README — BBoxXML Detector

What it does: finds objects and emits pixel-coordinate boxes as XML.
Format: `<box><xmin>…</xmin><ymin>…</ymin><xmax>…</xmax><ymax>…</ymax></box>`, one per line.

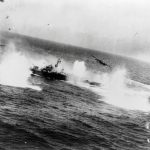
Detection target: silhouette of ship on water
<box><xmin>30</xmin><ymin>59</ymin><xmax>67</xmax><ymax>81</ymax></box>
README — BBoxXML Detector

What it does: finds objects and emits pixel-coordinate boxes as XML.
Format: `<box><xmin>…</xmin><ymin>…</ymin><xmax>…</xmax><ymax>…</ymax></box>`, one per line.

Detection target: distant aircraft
<box><xmin>92</xmin><ymin>55</ymin><xmax>110</xmax><ymax>68</ymax></box>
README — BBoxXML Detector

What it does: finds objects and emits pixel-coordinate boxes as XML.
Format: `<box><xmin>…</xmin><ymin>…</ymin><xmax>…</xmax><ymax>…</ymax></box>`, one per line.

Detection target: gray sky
<box><xmin>1</xmin><ymin>0</ymin><xmax>150</xmax><ymax>59</ymax></box>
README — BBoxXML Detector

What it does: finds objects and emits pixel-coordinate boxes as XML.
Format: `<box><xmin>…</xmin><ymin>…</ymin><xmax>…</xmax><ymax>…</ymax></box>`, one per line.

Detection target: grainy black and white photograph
<box><xmin>0</xmin><ymin>0</ymin><xmax>150</xmax><ymax>150</ymax></box>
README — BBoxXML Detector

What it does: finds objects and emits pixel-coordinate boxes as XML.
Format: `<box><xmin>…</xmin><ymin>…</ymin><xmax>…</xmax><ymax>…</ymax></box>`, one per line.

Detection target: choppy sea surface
<box><xmin>0</xmin><ymin>32</ymin><xmax>150</xmax><ymax>150</ymax></box>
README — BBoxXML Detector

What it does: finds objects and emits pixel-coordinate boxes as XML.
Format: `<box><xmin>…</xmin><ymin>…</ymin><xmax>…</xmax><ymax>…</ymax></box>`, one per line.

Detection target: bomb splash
<box><xmin>96</xmin><ymin>68</ymin><xmax>150</xmax><ymax>112</ymax></box>
<box><xmin>0</xmin><ymin>43</ymin><xmax>41</xmax><ymax>90</ymax></box>
<box><xmin>69</xmin><ymin>61</ymin><xmax>150</xmax><ymax>112</ymax></box>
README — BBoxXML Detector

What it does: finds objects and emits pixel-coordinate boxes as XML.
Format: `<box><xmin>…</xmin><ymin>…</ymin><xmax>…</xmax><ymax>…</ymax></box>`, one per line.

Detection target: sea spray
<box><xmin>0</xmin><ymin>43</ymin><xmax>41</xmax><ymax>90</ymax></box>
<box><xmin>68</xmin><ymin>63</ymin><xmax>150</xmax><ymax>111</ymax></box>
<box><xmin>68</xmin><ymin>60</ymin><xmax>87</xmax><ymax>84</ymax></box>
<box><xmin>2</xmin><ymin>46</ymin><xmax>149</xmax><ymax>112</ymax></box>
<box><xmin>99</xmin><ymin>67</ymin><xmax>150</xmax><ymax>111</ymax></box>
<box><xmin>72</xmin><ymin>60</ymin><xmax>86</xmax><ymax>79</ymax></box>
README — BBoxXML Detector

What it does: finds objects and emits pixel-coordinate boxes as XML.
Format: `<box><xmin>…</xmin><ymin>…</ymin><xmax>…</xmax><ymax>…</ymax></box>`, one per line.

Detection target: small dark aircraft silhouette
<box><xmin>92</xmin><ymin>55</ymin><xmax>110</xmax><ymax>68</ymax></box>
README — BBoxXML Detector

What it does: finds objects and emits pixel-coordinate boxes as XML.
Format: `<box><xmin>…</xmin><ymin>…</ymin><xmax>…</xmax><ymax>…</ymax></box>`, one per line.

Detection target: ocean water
<box><xmin>0</xmin><ymin>32</ymin><xmax>150</xmax><ymax>150</ymax></box>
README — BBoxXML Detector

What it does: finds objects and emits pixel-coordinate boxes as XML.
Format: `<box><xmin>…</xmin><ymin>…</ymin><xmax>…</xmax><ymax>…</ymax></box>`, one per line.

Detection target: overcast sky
<box><xmin>1</xmin><ymin>0</ymin><xmax>150</xmax><ymax>58</ymax></box>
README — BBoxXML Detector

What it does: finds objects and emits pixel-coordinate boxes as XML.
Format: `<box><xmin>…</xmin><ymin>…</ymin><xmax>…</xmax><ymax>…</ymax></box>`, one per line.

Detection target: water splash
<box><xmin>68</xmin><ymin>62</ymin><xmax>150</xmax><ymax>112</ymax></box>
<box><xmin>0</xmin><ymin>43</ymin><xmax>41</xmax><ymax>90</ymax></box>
<box><xmin>67</xmin><ymin>60</ymin><xmax>87</xmax><ymax>84</ymax></box>
<box><xmin>97</xmin><ymin>68</ymin><xmax>150</xmax><ymax>111</ymax></box>
<box><xmin>1</xmin><ymin>46</ymin><xmax>148</xmax><ymax>112</ymax></box>
<box><xmin>72</xmin><ymin>60</ymin><xmax>86</xmax><ymax>79</ymax></box>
